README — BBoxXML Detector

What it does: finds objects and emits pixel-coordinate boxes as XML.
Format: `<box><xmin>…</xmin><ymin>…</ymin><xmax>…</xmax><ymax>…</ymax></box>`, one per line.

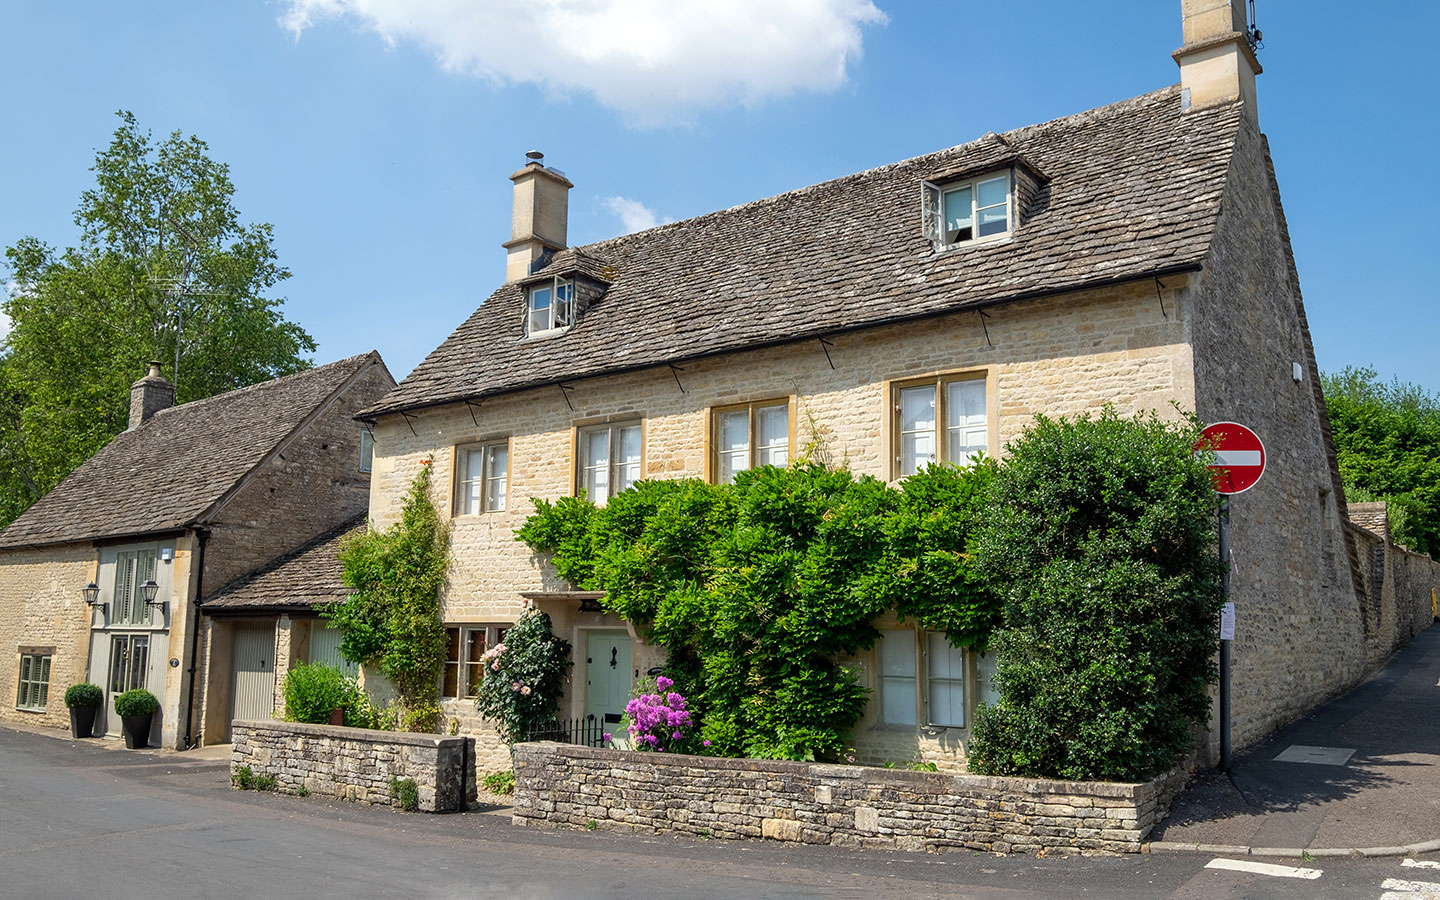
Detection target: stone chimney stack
<box><xmin>502</xmin><ymin>151</ymin><xmax>573</xmax><ymax>283</ymax></box>
<box><xmin>1174</xmin><ymin>0</ymin><xmax>1262</xmax><ymax>123</ymax></box>
<box><xmin>128</xmin><ymin>361</ymin><xmax>174</xmax><ymax>430</ymax></box>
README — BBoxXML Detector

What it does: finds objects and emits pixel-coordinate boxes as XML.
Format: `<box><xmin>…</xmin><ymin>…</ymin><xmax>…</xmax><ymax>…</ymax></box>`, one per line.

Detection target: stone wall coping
<box><xmin>233</xmin><ymin>719</ymin><xmax>467</xmax><ymax>749</ymax></box>
<box><xmin>515</xmin><ymin>741</ymin><xmax>1166</xmax><ymax>799</ymax></box>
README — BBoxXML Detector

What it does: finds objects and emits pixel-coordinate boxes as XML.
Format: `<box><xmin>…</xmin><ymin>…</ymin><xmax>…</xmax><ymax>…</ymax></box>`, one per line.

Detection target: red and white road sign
<box><xmin>1199</xmin><ymin>422</ymin><xmax>1266</xmax><ymax>495</ymax></box>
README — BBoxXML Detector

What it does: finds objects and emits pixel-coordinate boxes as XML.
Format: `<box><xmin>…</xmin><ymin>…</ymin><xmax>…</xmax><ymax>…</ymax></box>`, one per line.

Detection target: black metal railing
<box><xmin>526</xmin><ymin>714</ymin><xmax>613</xmax><ymax>747</ymax></box>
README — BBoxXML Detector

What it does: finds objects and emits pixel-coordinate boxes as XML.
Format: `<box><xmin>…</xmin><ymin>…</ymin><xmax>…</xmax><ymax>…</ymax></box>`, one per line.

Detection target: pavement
<box><xmin>1149</xmin><ymin>621</ymin><xmax>1440</xmax><ymax>858</ymax></box>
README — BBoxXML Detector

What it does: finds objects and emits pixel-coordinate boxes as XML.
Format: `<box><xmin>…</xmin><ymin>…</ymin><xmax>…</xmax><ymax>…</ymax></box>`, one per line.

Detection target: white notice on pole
<box><xmin>1220</xmin><ymin>602</ymin><xmax>1236</xmax><ymax>641</ymax></box>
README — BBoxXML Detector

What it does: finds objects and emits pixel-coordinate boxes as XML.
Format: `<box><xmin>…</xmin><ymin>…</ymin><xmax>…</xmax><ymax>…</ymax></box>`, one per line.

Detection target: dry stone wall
<box><xmin>231</xmin><ymin>719</ymin><xmax>476</xmax><ymax>812</ymax></box>
<box><xmin>512</xmin><ymin>742</ymin><xmax>1188</xmax><ymax>855</ymax></box>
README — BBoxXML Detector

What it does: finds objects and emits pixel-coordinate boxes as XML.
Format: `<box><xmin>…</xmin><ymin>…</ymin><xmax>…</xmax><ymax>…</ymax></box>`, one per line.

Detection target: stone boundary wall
<box><xmin>512</xmin><ymin>742</ymin><xmax>1188</xmax><ymax>855</ymax></box>
<box><xmin>1346</xmin><ymin>521</ymin><xmax>1440</xmax><ymax>671</ymax></box>
<box><xmin>231</xmin><ymin>720</ymin><xmax>476</xmax><ymax>812</ymax></box>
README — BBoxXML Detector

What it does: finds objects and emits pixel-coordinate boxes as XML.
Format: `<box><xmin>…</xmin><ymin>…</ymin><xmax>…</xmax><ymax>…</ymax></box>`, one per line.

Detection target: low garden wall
<box><xmin>512</xmin><ymin>742</ymin><xmax>1187</xmax><ymax>855</ymax></box>
<box><xmin>231</xmin><ymin>720</ymin><xmax>476</xmax><ymax>812</ymax></box>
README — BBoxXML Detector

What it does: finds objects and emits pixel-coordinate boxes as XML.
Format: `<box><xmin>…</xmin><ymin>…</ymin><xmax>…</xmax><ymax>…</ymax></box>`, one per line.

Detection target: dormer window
<box><xmin>526</xmin><ymin>277</ymin><xmax>573</xmax><ymax>336</ymax></box>
<box><xmin>922</xmin><ymin>171</ymin><xmax>1013</xmax><ymax>248</ymax></box>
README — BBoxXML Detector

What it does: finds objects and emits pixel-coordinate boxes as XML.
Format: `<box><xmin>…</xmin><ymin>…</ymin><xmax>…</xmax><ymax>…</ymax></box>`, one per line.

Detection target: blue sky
<box><xmin>2</xmin><ymin>1</ymin><xmax>1436</xmax><ymax>393</ymax></box>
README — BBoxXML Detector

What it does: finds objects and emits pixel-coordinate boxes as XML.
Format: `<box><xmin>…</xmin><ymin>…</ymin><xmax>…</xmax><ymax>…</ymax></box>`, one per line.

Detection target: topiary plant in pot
<box><xmin>113</xmin><ymin>689</ymin><xmax>160</xmax><ymax>749</ymax></box>
<box><xmin>64</xmin><ymin>683</ymin><xmax>104</xmax><ymax>738</ymax></box>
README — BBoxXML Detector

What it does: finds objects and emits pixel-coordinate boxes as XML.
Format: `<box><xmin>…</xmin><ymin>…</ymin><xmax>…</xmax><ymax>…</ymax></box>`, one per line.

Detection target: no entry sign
<box><xmin>1199</xmin><ymin>422</ymin><xmax>1266</xmax><ymax>495</ymax></box>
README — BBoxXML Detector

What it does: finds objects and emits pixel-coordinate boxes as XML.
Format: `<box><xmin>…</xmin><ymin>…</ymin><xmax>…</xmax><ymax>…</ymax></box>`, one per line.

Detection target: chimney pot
<box><xmin>129</xmin><ymin>361</ymin><xmax>175</xmax><ymax>430</ymax></box>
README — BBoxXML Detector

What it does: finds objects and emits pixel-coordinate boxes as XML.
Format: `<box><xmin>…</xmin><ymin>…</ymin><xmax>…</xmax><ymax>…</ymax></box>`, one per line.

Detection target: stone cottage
<box><xmin>357</xmin><ymin>2</ymin><xmax>1437</xmax><ymax>770</ymax></box>
<box><xmin>0</xmin><ymin>352</ymin><xmax>393</xmax><ymax>747</ymax></box>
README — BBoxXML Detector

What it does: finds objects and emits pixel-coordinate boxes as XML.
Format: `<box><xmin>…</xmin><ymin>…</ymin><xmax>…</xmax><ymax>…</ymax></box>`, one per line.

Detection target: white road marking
<box><xmin>1381</xmin><ymin>877</ymin><xmax>1440</xmax><ymax>895</ymax></box>
<box><xmin>1204</xmin><ymin>858</ymin><xmax>1322</xmax><ymax>879</ymax></box>
<box><xmin>1404</xmin><ymin>860</ymin><xmax>1440</xmax><ymax>870</ymax></box>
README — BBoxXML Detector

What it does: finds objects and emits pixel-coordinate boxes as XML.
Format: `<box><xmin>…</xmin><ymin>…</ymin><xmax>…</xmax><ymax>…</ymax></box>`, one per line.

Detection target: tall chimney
<box><xmin>1173</xmin><ymin>0</ymin><xmax>1262</xmax><ymax>123</ymax></box>
<box><xmin>128</xmin><ymin>361</ymin><xmax>175</xmax><ymax>430</ymax></box>
<box><xmin>501</xmin><ymin>151</ymin><xmax>573</xmax><ymax>282</ymax></box>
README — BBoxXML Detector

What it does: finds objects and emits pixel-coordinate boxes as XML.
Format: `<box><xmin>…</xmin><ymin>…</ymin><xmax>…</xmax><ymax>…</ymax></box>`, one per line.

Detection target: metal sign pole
<box><xmin>1219</xmin><ymin>495</ymin><xmax>1231</xmax><ymax>772</ymax></box>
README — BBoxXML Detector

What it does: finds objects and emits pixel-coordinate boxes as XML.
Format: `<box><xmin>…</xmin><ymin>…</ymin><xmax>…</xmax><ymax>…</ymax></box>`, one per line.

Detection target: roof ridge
<box><xmin>144</xmin><ymin>351</ymin><xmax>376</xmax><ymax>423</ymax></box>
<box><xmin>575</xmin><ymin>86</ymin><xmax>1185</xmax><ymax>255</ymax></box>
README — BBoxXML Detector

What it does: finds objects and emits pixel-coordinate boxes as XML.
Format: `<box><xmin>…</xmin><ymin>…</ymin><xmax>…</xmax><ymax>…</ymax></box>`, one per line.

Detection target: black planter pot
<box><xmin>69</xmin><ymin>705</ymin><xmax>98</xmax><ymax>738</ymax></box>
<box><xmin>120</xmin><ymin>714</ymin><xmax>153</xmax><ymax>749</ymax></box>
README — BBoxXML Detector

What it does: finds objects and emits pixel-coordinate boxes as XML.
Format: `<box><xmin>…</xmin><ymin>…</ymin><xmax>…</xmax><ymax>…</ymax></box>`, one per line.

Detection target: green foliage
<box><xmin>64</xmin><ymin>682</ymin><xmax>103</xmax><ymax>708</ymax></box>
<box><xmin>473</xmin><ymin>609</ymin><xmax>572</xmax><ymax>746</ymax></box>
<box><xmin>327</xmin><ymin>464</ymin><xmax>449</xmax><ymax>728</ymax></box>
<box><xmin>481</xmin><ymin>770</ymin><xmax>515</xmax><ymax>796</ymax></box>
<box><xmin>232</xmin><ymin>765</ymin><xmax>254</xmax><ymax>790</ymax></box>
<box><xmin>296</xmin><ymin>784</ymin><xmax>310</xmax><ymax>798</ymax></box>
<box><xmin>966</xmin><ymin>409</ymin><xmax>1223</xmax><ymax>782</ymax></box>
<box><xmin>113</xmin><ymin>688</ymin><xmax>159</xmax><ymax>718</ymax></box>
<box><xmin>1322</xmin><ymin>366</ymin><xmax>1440</xmax><ymax>556</ymax></box>
<box><xmin>0</xmin><ymin>110</ymin><xmax>315</xmax><ymax>527</ymax></box>
<box><xmin>253</xmin><ymin>773</ymin><xmax>277</xmax><ymax>792</ymax></box>
<box><xmin>282</xmin><ymin>663</ymin><xmax>370</xmax><ymax>726</ymax></box>
<box><xmin>519</xmin><ymin>462</ymin><xmax>997</xmax><ymax>762</ymax></box>
<box><xmin>391</xmin><ymin>777</ymin><xmax>419</xmax><ymax>811</ymax></box>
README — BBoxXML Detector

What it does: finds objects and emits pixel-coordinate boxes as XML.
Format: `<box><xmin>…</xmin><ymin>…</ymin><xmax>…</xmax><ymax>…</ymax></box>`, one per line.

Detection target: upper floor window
<box><xmin>113</xmin><ymin>549</ymin><xmax>158</xmax><ymax>627</ymax></box>
<box><xmin>16</xmin><ymin>652</ymin><xmax>51</xmax><ymax>711</ymax></box>
<box><xmin>712</xmin><ymin>400</ymin><xmax>791</xmax><ymax>484</ymax></box>
<box><xmin>578</xmin><ymin>422</ymin><xmax>642</xmax><ymax>503</ymax></box>
<box><xmin>922</xmin><ymin>171</ymin><xmax>1012</xmax><ymax>247</ymax></box>
<box><xmin>894</xmin><ymin>376</ymin><xmax>987</xmax><ymax>478</ymax></box>
<box><xmin>527</xmin><ymin>277</ymin><xmax>574</xmax><ymax>336</ymax></box>
<box><xmin>456</xmin><ymin>440</ymin><xmax>509</xmax><ymax>515</ymax></box>
<box><xmin>358</xmin><ymin>430</ymin><xmax>374</xmax><ymax>473</ymax></box>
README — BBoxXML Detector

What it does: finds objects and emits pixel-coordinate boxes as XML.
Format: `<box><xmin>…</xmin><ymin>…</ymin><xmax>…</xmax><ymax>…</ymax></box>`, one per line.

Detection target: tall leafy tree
<box><xmin>1</xmin><ymin>111</ymin><xmax>315</xmax><ymax>525</ymax></box>
<box><xmin>1322</xmin><ymin>367</ymin><xmax>1440</xmax><ymax>556</ymax></box>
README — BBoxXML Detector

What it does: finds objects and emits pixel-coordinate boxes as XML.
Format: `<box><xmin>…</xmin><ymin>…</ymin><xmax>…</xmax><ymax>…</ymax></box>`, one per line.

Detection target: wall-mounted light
<box><xmin>141</xmin><ymin>579</ymin><xmax>167</xmax><ymax>618</ymax></box>
<box><xmin>82</xmin><ymin>581</ymin><xmax>107</xmax><ymax>617</ymax></box>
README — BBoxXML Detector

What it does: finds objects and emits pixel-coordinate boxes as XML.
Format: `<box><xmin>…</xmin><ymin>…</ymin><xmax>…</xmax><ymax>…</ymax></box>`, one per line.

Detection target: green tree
<box><xmin>327</xmin><ymin>464</ymin><xmax>450</xmax><ymax>731</ymax></box>
<box><xmin>0</xmin><ymin>110</ymin><xmax>315</xmax><ymax>526</ymax></box>
<box><xmin>1322</xmin><ymin>366</ymin><xmax>1440</xmax><ymax>556</ymax></box>
<box><xmin>518</xmin><ymin>462</ymin><xmax>997</xmax><ymax>762</ymax></box>
<box><xmin>966</xmin><ymin>410</ymin><xmax>1223</xmax><ymax>782</ymax></box>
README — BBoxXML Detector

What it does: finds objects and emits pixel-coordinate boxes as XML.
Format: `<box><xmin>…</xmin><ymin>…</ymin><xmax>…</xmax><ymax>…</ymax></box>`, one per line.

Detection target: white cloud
<box><xmin>601</xmin><ymin>196</ymin><xmax>670</xmax><ymax>234</ymax></box>
<box><xmin>279</xmin><ymin>0</ymin><xmax>887</xmax><ymax>124</ymax></box>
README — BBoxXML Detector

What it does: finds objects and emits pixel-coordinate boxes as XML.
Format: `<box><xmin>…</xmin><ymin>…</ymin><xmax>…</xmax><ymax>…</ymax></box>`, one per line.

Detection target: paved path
<box><xmin>1153</xmin><ymin>623</ymin><xmax>1440</xmax><ymax>856</ymax></box>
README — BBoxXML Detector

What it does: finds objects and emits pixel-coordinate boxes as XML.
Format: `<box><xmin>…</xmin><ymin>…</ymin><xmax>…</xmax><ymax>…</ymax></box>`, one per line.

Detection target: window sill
<box><xmin>14</xmin><ymin>706</ymin><xmax>48</xmax><ymax>714</ymax></box>
<box><xmin>521</xmin><ymin>326</ymin><xmax>572</xmax><ymax>342</ymax></box>
<box><xmin>933</xmin><ymin>231</ymin><xmax>1015</xmax><ymax>254</ymax></box>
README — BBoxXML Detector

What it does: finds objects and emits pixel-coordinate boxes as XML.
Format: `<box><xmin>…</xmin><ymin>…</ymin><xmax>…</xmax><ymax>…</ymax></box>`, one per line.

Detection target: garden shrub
<box><xmin>519</xmin><ymin>462</ymin><xmax>996</xmax><ymax>762</ymax></box>
<box><xmin>473</xmin><ymin>608</ymin><xmax>571</xmax><ymax>746</ymax></box>
<box><xmin>64</xmin><ymin>682</ymin><xmax>103</xmax><ymax>708</ymax></box>
<box><xmin>113</xmin><ymin>688</ymin><xmax>159</xmax><ymax>717</ymax></box>
<box><xmin>623</xmin><ymin>676</ymin><xmax>696</xmax><ymax>752</ymax></box>
<box><xmin>481</xmin><ymin>770</ymin><xmax>515</xmax><ymax>796</ymax></box>
<box><xmin>966</xmin><ymin>409</ymin><xmax>1223</xmax><ymax>782</ymax></box>
<box><xmin>282</xmin><ymin>662</ymin><xmax>368</xmax><ymax>726</ymax></box>
<box><xmin>326</xmin><ymin>463</ymin><xmax>450</xmax><ymax>731</ymax></box>
<box><xmin>391</xmin><ymin>777</ymin><xmax>419</xmax><ymax>811</ymax></box>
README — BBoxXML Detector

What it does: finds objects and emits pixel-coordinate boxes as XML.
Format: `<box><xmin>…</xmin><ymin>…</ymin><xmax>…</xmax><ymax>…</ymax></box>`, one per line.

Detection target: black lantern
<box><xmin>81</xmin><ymin>582</ymin><xmax>102</xmax><ymax>608</ymax></box>
<box><xmin>141</xmin><ymin>579</ymin><xmax>166</xmax><ymax>617</ymax></box>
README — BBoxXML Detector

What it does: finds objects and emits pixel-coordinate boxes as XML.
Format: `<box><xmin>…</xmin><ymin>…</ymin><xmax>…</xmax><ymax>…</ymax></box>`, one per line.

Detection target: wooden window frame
<box><xmin>921</xmin><ymin>170</ymin><xmax>1013</xmax><ymax>250</ymax></box>
<box><xmin>358</xmin><ymin>430</ymin><xmax>375</xmax><ymax>473</ymax></box>
<box><xmin>575</xmin><ymin>420</ymin><xmax>643</xmax><ymax>504</ymax></box>
<box><xmin>16</xmin><ymin>652</ymin><xmax>51</xmax><ymax>711</ymax></box>
<box><xmin>890</xmin><ymin>372</ymin><xmax>990</xmax><ymax>480</ymax></box>
<box><xmin>442</xmin><ymin>624</ymin><xmax>507</xmax><ymax>700</ymax></box>
<box><xmin>876</xmin><ymin>629</ymin><xmax>989</xmax><ymax>730</ymax></box>
<box><xmin>708</xmin><ymin>398</ymin><xmax>794</xmax><ymax>484</ymax></box>
<box><xmin>454</xmin><ymin>439</ymin><xmax>511</xmax><ymax>516</ymax></box>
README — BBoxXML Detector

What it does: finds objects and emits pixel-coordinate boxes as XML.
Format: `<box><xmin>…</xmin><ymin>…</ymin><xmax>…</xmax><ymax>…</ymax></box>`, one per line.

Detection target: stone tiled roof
<box><xmin>365</xmin><ymin>87</ymin><xmax>1242</xmax><ymax>418</ymax></box>
<box><xmin>0</xmin><ymin>353</ymin><xmax>381</xmax><ymax>550</ymax></box>
<box><xmin>203</xmin><ymin>516</ymin><xmax>363</xmax><ymax>610</ymax></box>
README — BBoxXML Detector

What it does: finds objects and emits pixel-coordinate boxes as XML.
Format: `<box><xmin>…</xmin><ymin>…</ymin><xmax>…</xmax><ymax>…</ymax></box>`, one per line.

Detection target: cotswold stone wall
<box><xmin>231</xmin><ymin>720</ymin><xmax>476</xmax><ymax>812</ymax></box>
<box><xmin>1348</xmin><ymin>521</ymin><xmax>1440</xmax><ymax>667</ymax></box>
<box><xmin>0</xmin><ymin>542</ymin><xmax>100</xmax><ymax>732</ymax></box>
<box><xmin>512</xmin><ymin>742</ymin><xmax>1187</xmax><ymax>855</ymax></box>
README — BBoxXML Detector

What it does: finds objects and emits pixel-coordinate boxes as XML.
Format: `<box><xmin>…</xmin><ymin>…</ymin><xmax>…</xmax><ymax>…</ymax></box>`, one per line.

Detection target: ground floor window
<box><xmin>877</xmin><ymin>630</ymin><xmax>996</xmax><ymax>728</ymax></box>
<box><xmin>109</xmin><ymin>634</ymin><xmax>149</xmax><ymax>694</ymax></box>
<box><xmin>442</xmin><ymin>625</ymin><xmax>506</xmax><ymax>699</ymax></box>
<box><xmin>16</xmin><ymin>652</ymin><xmax>51</xmax><ymax>711</ymax></box>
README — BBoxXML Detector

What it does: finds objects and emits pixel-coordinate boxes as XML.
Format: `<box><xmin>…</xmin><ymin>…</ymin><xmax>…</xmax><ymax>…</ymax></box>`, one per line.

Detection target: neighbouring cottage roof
<box><xmin>364</xmin><ymin>87</ymin><xmax>1243</xmax><ymax>418</ymax></box>
<box><xmin>203</xmin><ymin>515</ymin><xmax>363</xmax><ymax>611</ymax></box>
<box><xmin>0</xmin><ymin>352</ymin><xmax>382</xmax><ymax>550</ymax></box>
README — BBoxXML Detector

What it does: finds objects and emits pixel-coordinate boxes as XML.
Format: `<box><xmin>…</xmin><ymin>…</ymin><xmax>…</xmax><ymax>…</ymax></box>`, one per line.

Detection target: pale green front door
<box><xmin>584</xmin><ymin>632</ymin><xmax>632</xmax><ymax>729</ymax></box>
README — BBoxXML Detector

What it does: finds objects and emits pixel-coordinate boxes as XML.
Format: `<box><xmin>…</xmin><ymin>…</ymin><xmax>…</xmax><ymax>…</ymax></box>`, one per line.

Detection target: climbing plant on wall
<box><xmin>327</xmin><ymin>462</ymin><xmax>449</xmax><ymax>732</ymax></box>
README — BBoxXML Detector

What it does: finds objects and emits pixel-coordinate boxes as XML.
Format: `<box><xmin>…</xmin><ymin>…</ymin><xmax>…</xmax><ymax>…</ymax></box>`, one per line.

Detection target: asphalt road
<box><xmin>1</xmin><ymin>726</ymin><xmax>1436</xmax><ymax>899</ymax></box>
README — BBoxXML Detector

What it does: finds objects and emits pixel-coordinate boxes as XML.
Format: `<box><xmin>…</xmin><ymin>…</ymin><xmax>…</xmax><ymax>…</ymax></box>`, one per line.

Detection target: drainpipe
<box><xmin>182</xmin><ymin>527</ymin><xmax>210</xmax><ymax>749</ymax></box>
